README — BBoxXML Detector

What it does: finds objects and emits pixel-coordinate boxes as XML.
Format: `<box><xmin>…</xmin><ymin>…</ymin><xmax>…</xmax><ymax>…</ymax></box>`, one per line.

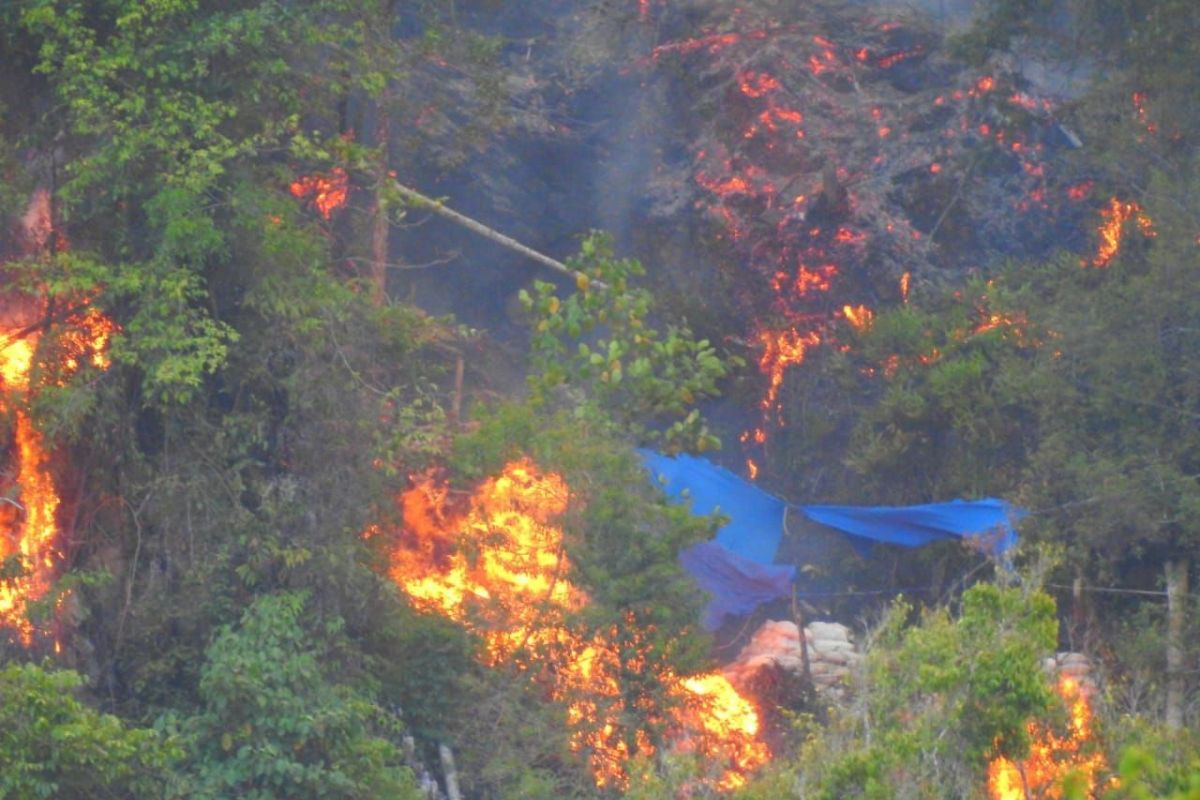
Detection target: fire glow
<box><xmin>0</xmin><ymin>304</ymin><xmax>115</xmax><ymax>644</ymax></box>
<box><xmin>379</xmin><ymin>458</ymin><xmax>768</xmax><ymax>790</ymax></box>
<box><xmin>987</xmin><ymin>675</ymin><xmax>1107</xmax><ymax>800</ymax></box>
<box><xmin>290</xmin><ymin>166</ymin><xmax>349</xmax><ymax>219</ymax></box>
<box><xmin>665</xmin><ymin>12</ymin><xmax>1064</xmax><ymax>474</ymax></box>
<box><xmin>1087</xmin><ymin>196</ymin><xmax>1155</xmax><ymax>268</ymax></box>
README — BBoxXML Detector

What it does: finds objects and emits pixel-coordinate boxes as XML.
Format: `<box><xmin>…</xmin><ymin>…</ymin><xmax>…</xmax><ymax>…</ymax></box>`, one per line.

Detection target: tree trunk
<box><xmin>792</xmin><ymin>579</ymin><xmax>811</xmax><ymax>687</ymax></box>
<box><xmin>1165</xmin><ymin>558</ymin><xmax>1189</xmax><ymax>729</ymax></box>
<box><xmin>370</xmin><ymin>112</ymin><xmax>391</xmax><ymax>305</ymax></box>
<box><xmin>1070</xmin><ymin>573</ymin><xmax>1085</xmax><ymax>651</ymax></box>
<box><xmin>439</xmin><ymin>742</ymin><xmax>463</xmax><ymax>800</ymax></box>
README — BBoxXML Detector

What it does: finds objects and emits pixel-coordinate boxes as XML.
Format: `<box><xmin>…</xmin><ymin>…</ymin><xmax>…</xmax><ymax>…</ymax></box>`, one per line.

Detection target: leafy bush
<box><xmin>0</xmin><ymin>662</ymin><xmax>175</xmax><ymax>799</ymax></box>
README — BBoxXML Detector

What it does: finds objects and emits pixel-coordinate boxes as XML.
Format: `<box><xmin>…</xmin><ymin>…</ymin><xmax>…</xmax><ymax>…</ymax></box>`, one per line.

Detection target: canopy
<box><xmin>639</xmin><ymin>450</ymin><xmax>1023</xmax><ymax>629</ymax></box>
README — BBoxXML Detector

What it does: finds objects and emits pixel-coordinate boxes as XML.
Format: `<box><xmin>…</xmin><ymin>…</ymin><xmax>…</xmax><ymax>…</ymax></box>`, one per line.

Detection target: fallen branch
<box><xmin>391</xmin><ymin>181</ymin><xmax>607</xmax><ymax>290</ymax></box>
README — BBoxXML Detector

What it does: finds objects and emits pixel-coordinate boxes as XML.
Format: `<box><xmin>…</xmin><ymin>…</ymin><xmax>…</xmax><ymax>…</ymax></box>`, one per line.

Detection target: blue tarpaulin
<box><xmin>678</xmin><ymin>542</ymin><xmax>796</xmax><ymax>630</ymax></box>
<box><xmin>802</xmin><ymin>500</ymin><xmax>1020</xmax><ymax>554</ymax></box>
<box><xmin>639</xmin><ymin>450</ymin><xmax>1023</xmax><ymax>628</ymax></box>
<box><xmin>638</xmin><ymin>450</ymin><xmax>788</xmax><ymax>563</ymax></box>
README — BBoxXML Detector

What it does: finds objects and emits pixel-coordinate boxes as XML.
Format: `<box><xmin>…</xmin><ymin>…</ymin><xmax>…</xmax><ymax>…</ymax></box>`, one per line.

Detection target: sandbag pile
<box><xmin>1043</xmin><ymin>651</ymin><xmax>1097</xmax><ymax>696</ymax></box>
<box><xmin>805</xmin><ymin>621</ymin><xmax>861</xmax><ymax>696</ymax></box>
<box><xmin>724</xmin><ymin>619</ymin><xmax>861</xmax><ymax>696</ymax></box>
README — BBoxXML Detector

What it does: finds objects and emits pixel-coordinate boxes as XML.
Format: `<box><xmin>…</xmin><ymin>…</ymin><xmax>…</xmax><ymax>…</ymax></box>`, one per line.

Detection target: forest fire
<box><xmin>0</xmin><ymin>302</ymin><xmax>115</xmax><ymax>644</ymax></box>
<box><xmin>380</xmin><ymin>459</ymin><xmax>767</xmax><ymax>790</ymax></box>
<box><xmin>987</xmin><ymin>675</ymin><xmax>1107</xmax><ymax>799</ymax></box>
<box><xmin>1088</xmin><ymin>196</ymin><xmax>1155</xmax><ymax>268</ymax></box>
<box><xmin>290</xmin><ymin>166</ymin><xmax>349</xmax><ymax>219</ymax></box>
<box><xmin>657</xmin><ymin>7</ymin><xmax>1071</xmax><ymax>474</ymax></box>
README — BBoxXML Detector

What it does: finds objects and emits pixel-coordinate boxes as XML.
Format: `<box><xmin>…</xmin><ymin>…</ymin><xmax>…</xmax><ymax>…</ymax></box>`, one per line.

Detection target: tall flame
<box><xmin>379</xmin><ymin>459</ymin><xmax>768</xmax><ymax>790</ymax></box>
<box><xmin>0</xmin><ymin>303</ymin><xmax>116</xmax><ymax>644</ymax></box>
<box><xmin>1088</xmin><ymin>197</ymin><xmax>1155</xmax><ymax>268</ymax></box>
<box><xmin>0</xmin><ymin>333</ymin><xmax>54</xmax><ymax>644</ymax></box>
<box><xmin>987</xmin><ymin>675</ymin><xmax>1107</xmax><ymax>799</ymax></box>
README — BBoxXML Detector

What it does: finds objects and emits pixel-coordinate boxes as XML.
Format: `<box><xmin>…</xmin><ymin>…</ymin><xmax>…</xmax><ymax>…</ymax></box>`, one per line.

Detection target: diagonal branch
<box><xmin>390</xmin><ymin>180</ymin><xmax>607</xmax><ymax>290</ymax></box>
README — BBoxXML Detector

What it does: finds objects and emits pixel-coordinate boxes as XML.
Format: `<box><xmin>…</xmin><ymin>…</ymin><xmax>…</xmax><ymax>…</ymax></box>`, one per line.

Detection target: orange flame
<box><xmin>383</xmin><ymin>459</ymin><xmax>768</xmax><ymax>790</ymax></box>
<box><xmin>756</xmin><ymin>327</ymin><xmax>821</xmax><ymax>416</ymax></box>
<box><xmin>0</xmin><ymin>302</ymin><xmax>116</xmax><ymax>644</ymax></box>
<box><xmin>290</xmin><ymin>167</ymin><xmax>349</xmax><ymax>219</ymax></box>
<box><xmin>1</xmin><ymin>333</ymin><xmax>54</xmax><ymax>644</ymax></box>
<box><xmin>1088</xmin><ymin>197</ymin><xmax>1155</xmax><ymax>268</ymax></box>
<box><xmin>843</xmin><ymin>304</ymin><xmax>874</xmax><ymax>332</ymax></box>
<box><xmin>1131</xmin><ymin>92</ymin><xmax>1158</xmax><ymax>135</ymax></box>
<box><xmin>988</xmin><ymin>675</ymin><xmax>1107</xmax><ymax>799</ymax></box>
<box><xmin>972</xmin><ymin>308</ymin><xmax>1030</xmax><ymax>342</ymax></box>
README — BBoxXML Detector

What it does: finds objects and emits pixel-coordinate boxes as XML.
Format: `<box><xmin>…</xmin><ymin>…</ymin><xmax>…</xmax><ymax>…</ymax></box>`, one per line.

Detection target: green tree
<box><xmin>521</xmin><ymin>231</ymin><xmax>738</xmax><ymax>453</ymax></box>
<box><xmin>0</xmin><ymin>662</ymin><xmax>175</xmax><ymax>799</ymax></box>
<box><xmin>761</xmin><ymin>583</ymin><xmax>1059</xmax><ymax>799</ymax></box>
<box><xmin>178</xmin><ymin>592</ymin><xmax>419</xmax><ymax>800</ymax></box>
<box><xmin>834</xmin><ymin>273</ymin><xmax>1046</xmax><ymax>504</ymax></box>
<box><xmin>449</xmin><ymin>400</ymin><xmax>716</xmax><ymax>766</ymax></box>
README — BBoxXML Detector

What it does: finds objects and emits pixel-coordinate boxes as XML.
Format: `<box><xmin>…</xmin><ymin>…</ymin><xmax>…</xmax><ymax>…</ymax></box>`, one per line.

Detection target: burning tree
<box><xmin>376</xmin><ymin>456</ymin><xmax>767</xmax><ymax>791</ymax></box>
<box><xmin>0</xmin><ymin>297</ymin><xmax>116</xmax><ymax>647</ymax></box>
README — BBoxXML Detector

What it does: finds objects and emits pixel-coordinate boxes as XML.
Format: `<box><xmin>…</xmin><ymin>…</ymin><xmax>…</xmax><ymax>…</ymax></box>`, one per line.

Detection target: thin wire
<box><xmin>794</xmin><ymin>586</ymin><xmax>936</xmax><ymax>597</ymax></box>
<box><xmin>1042</xmin><ymin>582</ymin><xmax>1200</xmax><ymax>599</ymax></box>
<box><xmin>1045</xmin><ymin>582</ymin><xmax>1165</xmax><ymax>597</ymax></box>
<box><xmin>789</xmin><ymin>582</ymin><xmax>1199</xmax><ymax>600</ymax></box>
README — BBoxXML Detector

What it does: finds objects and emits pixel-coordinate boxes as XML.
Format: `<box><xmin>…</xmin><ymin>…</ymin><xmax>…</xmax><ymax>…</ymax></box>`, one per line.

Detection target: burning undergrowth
<box><xmin>626</xmin><ymin>0</ymin><xmax>1099</xmax><ymax>472</ymax></box>
<box><xmin>988</xmin><ymin>675</ymin><xmax>1108</xmax><ymax>799</ymax></box>
<box><xmin>370</xmin><ymin>458</ymin><xmax>767</xmax><ymax>791</ymax></box>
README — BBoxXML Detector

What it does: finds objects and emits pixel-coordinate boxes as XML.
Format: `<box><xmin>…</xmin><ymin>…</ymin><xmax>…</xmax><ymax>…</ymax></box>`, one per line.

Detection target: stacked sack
<box><xmin>724</xmin><ymin>619</ymin><xmax>861</xmax><ymax>697</ymax></box>
<box><xmin>805</xmin><ymin>621</ymin><xmax>860</xmax><ymax>696</ymax></box>
<box><xmin>1042</xmin><ymin>651</ymin><xmax>1097</xmax><ymax>696</ymax></box>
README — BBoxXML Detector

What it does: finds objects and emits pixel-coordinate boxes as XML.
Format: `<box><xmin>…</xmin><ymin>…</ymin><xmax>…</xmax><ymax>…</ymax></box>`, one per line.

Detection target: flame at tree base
<box><xmin>988</xmin><ymin>675</ymin><xmax>1107</xmax><ymax>799</ymax></box>
<box><xmin>376</xmin><ymin>458</ymin><xmax>768</xmax><ymax>791</ymax></box>
<box><xmin>1</xmin><ymin>301</ymin><xmax>116</xmax><ymax>645</ymax></box>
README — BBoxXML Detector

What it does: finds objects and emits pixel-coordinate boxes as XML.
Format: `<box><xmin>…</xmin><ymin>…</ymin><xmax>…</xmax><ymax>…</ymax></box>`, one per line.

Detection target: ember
<box><xmin>382</xmin><ymin>459</ymin><xmax>768</xmax><ymax>790</ymax></box>
<box><xmin>290</xmin><ymin>166</ymin><xmax>349</xmax><ymax>219</ymax></box>
<box><xmin>1131</xmin><ymin>91</ymin><xmax>1158</xmax><ymax>135</ymax></box>
<box><xmin>843</xmin><ymin>304</ymin><xmax>874</xmax><ymax>332</ymax></box>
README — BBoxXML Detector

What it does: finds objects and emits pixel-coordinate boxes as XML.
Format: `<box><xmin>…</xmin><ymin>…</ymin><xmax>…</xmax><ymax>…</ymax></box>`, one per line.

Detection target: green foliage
<box><xmin>447</xmin><ymin>666</ymin><xmax>595</xmax><ymax>800</ymax></box>
<box><xmin>839</xmin><ymin>273</ymin><xmax>1044</xmax><ymax>502</ymax></box>
<box><xmin>364</xmin><ymin>605</ymin><xmax>476</xmax><ymax>746</ymax></box>
<box><xmin>774</xmin><ymin>583</ymin><xmax>1058</xmax><ymax>799</ymax></box>
<box><xmin>177</xmin><ymin>592</ymin><xmax>419</xmax><ymax>800</ymax></box>
<box><xmin>12</xmin><ymin>0</ymin><xmax>307</xmax><ymax>400</ymax></box>
<box><xmin>0</xmin><ymin>662</ymin><xmax>175</xmax><ymax>799</ymax></box>
<box><xmin>1097</xmin><ymin>745</ymin><xmax>1200</xmax><ymax>800</ymax></box>
<box><xmin>1017</xmin><ymin>197</ymin><xmax>1200</xmax><ymax>570</ymax></box>
<box><xmin>521</xmin><ymin>231</ymin><xmax>739</xmax><ymax>453</ymax></box>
